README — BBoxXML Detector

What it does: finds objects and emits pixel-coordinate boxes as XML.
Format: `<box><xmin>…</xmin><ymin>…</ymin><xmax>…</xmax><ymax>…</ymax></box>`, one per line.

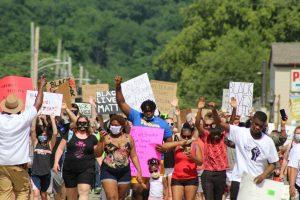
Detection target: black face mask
<box><xmin>72</xmin><ymin>110</ymin><xmax>79</xmax><ymax>116</ymax></box>
<box><xmin>77</xmin><ymin>122</ymin><xmax>88</xmax><ymax>131</ymax></box>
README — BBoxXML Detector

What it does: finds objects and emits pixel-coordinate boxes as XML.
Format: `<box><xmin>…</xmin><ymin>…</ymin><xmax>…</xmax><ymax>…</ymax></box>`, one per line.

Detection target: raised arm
<box><xmin>34</xmin><ymin>74</ymin><xmax>47</xmax><ymax>111</ymax></box>
<box><xmin>62</xmin><ymin>103</ymin><xmax>78</xmax><ymax>124</ymax></box>
<box><xmin>195</xmin><ymin>97</ymin><xmax>205</xmax><ymax>136</ymax></box>
<box><xmin>89</xmin><ymin>97</ymin><xmax>97</xmax><ymax>124</ymax></box>
<box><xmin>280</xmin><ymin>116</ymin><xmax>287</xmax><ymax>138</ymax></box>
<box><xmin>49</xmin><ymin>115</ymin><xmax>58</xmax><ymax>150</ymax></box>
<box><xmin>209</xmin><ymin>102</ymin><xmax>230</xmax><ymax>132</ymax></box>
<box><xmin>229</xmin><ymin>97</ymin><xmax>237</xmax><ymax>124</ymax></box>
<box><xmin>115</xmin><ymin>76</ymin><xmax>131</xmax><ymax>117</ymax></box>
<box><xmin>30</xmin><ymin>117</ymin><xmax>38</xmax><ymax>146</ymax></box>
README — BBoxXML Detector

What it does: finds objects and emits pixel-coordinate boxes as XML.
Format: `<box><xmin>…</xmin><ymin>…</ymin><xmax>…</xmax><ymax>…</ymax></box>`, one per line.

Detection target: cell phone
<box><xmin>280</xmin><ymin>109</ymin><xmax>287</xmax><ymax>120</ymax></box>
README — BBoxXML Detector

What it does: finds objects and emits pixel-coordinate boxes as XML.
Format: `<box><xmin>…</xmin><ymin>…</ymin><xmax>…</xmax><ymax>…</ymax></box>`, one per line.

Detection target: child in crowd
<box><xmin>142</xmin><ymin>158</ymin><xmax>168</xmax><ymax>200</ymax></box>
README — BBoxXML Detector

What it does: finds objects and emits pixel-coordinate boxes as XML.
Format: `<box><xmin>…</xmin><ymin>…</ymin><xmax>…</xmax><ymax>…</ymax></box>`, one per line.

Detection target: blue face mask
<box><xmin>38</xmin><ymin>135</ymin><xmax>48</xmax><ymax>143</ymax></box>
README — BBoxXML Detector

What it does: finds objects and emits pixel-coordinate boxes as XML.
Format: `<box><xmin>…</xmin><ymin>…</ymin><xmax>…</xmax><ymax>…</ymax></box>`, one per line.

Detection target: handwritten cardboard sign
<box><xmin>56</xmin><ymin>82</ymin><xmax>72</xmax><ymax>109</ymax></box>
<box><xmin>238</xmin><ymin>173</ymin><xmax>289</xmax><ymax>200</ymax></box>
<box><xmin>0</xmin><ymin>76</ymin><xmax>33</xmax><ymax>111</ymax></box>
<box><xmin>130</xmin><ymin>126</ymin><xmax>164</xmax><ymax>177</ymax></box>
<box><xmin>25</xmin><ymin>90</ymin><xmax>63</xmax><ymax>116</ymax></box>
<box><xmin>221</xmin><ymin>89</ymin><xmax>230</xmax><ymax>113</ymax></box>
<box><xmin>121</xmin><ymin>73</ymin><xmax>158</xmax><ymax>115</ymax></box>
<box><xmin>229</xmin><ymin>82</ymin><xmax>253</xmax><ymax>117</ymax></box>
<box><xmin>76</xmin><ymin>103</ymin><xmax>92</xmax><ymax>117</ymax></box>
<box><xmin>96</xmin><ymin>90</ymin><xmax>120</xmax><ymax>114</ymax></box>
<box><xmin>46</xmin><ymin>78</ymin><xmax>77</xmax><ymax>98</ymax></box>
<box><xmin>82</xmin><ymin>84</ymin><xmax>109</xmax><ymax>102</ymax></box>
<box><xmin>150</xmin><ymin>80</ymin><xmax>177</xmax><ymax>114</ymax></box>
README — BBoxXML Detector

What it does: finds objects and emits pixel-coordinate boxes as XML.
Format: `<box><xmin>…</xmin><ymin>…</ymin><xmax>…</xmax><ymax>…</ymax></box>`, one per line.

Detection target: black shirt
<box><xmin>63</xmin><ymin>131</ymin><xmax>98</xmax><ymax>172</ymax></box>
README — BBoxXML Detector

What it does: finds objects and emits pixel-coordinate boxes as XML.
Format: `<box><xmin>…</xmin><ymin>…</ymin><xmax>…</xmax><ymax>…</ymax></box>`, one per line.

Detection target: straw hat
<box><xmin>0</xmin><ymin>94</ymin><xmax>23</xmax><ymax>114</ymax></box>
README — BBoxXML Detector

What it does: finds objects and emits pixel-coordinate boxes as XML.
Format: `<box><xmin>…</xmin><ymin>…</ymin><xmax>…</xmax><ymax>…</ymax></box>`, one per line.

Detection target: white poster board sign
<box><xmin>121</xmin><ymin>73</ymin><xmax>158</xmax><ymax>114</ymax></box>
<box><xmin>25</xmin><ymin>90</ymin><xmax>63</xmax><ymax>116</ymax></box>
<box><xmin>229</xmin><ymin>82</ymin><xmax>253</xmax><ymax>116</ymax></box>
<box><xmin>221</xmin><ymin>89</ymin><xmax>230</xmax><ymax>113</ymax></box>
<box><xmin>238</xmin><ymin>173</ymin><xmax>289</xmax><ymax>200</ymax></box>
<box><xmin>76</xmin><ymin>103</ymin><xmax>92</xmax><ymax>117</ymax></box>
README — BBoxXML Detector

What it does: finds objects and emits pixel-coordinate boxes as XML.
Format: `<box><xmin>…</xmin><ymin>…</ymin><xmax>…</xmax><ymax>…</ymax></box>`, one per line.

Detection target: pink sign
<box><xmin>0</xmin><ymin>76</ymin><xmax>33</xmax><ymax>111</ymax></box>
<box><xmin>130</xmin><ymin>126</ymin><xmax>164</xmax><ymax>177</ymax></box>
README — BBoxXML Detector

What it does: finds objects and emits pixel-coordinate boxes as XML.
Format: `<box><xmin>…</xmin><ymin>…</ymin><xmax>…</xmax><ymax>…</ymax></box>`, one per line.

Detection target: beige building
<box><xmin>269</xmin><ymin>42</ymin><xmax>300</xmax><ymax>125</ymax></box>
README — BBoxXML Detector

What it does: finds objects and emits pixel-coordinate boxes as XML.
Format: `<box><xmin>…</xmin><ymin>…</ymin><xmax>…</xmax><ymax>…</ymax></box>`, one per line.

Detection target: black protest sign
<box><xmin>96</xmin><ymin>90</ymin><xmax>120</xmax><ymax>114</ymax></box>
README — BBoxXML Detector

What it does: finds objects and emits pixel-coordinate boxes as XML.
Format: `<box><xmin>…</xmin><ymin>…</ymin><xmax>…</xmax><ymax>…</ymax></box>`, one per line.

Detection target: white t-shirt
<box><xmin>288</xmin><ymin>143</ymin><xmax>300</xmax><ymax>187</ymax></box>
<box><xmin>228</xmin><ymin>125</ymin><xmax>279</xmax><ymax>182</ymax></box>
<box><xmin>149</xmin><ymin>176</ymin><xmax>164</xmax><ymax>198</ymax></box>
<box><xmin>0</xmin><ymin>106</ymin><xmax>37</xmax><ymax>165</ymax></box>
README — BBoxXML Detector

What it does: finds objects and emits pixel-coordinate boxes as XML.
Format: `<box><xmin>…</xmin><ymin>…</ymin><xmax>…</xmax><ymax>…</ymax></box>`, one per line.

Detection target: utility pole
<box><xmin>55</xmin><ymin>39</ymin><xmax>62</xmax><ymax>79</ymax></box>
<box><xmin>33</xmin><ymin>26</ymin><xmax>40</xmax><ymax>89</ymax></box>
<box><xmin>85</xmin><ymin>70</ymin><xmax>89</xmax><ymax>84</ymax></box>
<box><xmin>67</xmin><ymin>56</ymin><xmax>72</xmax><ymax>77</ymax></box>
<box><xmin>261</xmin><ymin>60</ymin><xmax>267</xmax><ymax>107</ymax></box>
<box><xmin>30</xmin><ymin>22</ymin><xmax>35</xmax><ymax>81</ymax></box>
<box><xmin>79</xmin><ymin>64</ymin><xmax>83</xmax><ymax>86</ymax></box>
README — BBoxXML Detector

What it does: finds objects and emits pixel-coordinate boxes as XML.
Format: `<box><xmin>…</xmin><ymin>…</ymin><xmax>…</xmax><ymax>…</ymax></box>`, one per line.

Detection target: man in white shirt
<box><xmin>210</xmin><ymin>101</ymin><xmax>279</xmax><ymax>200</ymax></box>
<box><xmin>0</xmin><ymin>75</ymin><xmax>46</xmax><ymax>200</ymax></box>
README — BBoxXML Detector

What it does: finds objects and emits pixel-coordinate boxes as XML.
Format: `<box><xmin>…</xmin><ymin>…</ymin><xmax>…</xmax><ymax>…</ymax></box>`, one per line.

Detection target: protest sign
<box><xmin>121</xmin><ymin>73</ymin><xmax>157</xmax><ymax>114</ymax></box>
<box><xmin>291</xmin><ymin>69</ymin><xmax>300</xmax><ymax>92</ymax></box>
<box><xmin>229</xmin><ymin>82</ymin><xmax>253</xmax><ymax>116</ymax></box>
<box><xmin>25</xmin><ymin>90</ymin><xmax>63</xmax><ymax>116</ymax></box>
<box><xmin>76</xmin><ymin>103</ymin><xmax>92</xmax><ymax>117</ymax></box>
<box><xmin>130</xmin><ymin>126</ymin><xmax>164</xmax><ymax>177</ymax></box>
<box><xmin>82</xmin><ymin>84</ymin><xmax>109</xmax><ymax>102</ymax></box>
<box><xmin>150</xmin><ymin>80</ymin><xmax>177</xmax><ymax>114</ymax></box>
<box><xmin>96</xmin><ymin>90</ymin><xmax>120</xmax><ymax>114</ymax></box>
<box><xmin>0</xmin><ymin>76</ymin><xmax>33</xmax><ymax>111</ymax></box>
<box><xmin>56</xmin><ymin>82</ymin><xmax>72</xmax><ymax>109</ymax></box>
<box><xmin>290</xmin><ymin>95</ymin><xmax>300</xmax><ymax>121</ymax></box>
<box><xmin>237</xmin><ymin>173</ymin><xmax>289</xmax><ymax>200</ymax></box>
<box><xmin>46</xmin><ymin>78</ymin><xmax>77</xmax><ymax>98</ymax></box>
<box><xmin>221</xmin><ymin>89</ymin><xmax>230</xmax><ymax>113</ymax></box>
<box><xmin>180</xmin><ymin>108</ymin><xmax>192</xmax><ymax>123</ymax></box>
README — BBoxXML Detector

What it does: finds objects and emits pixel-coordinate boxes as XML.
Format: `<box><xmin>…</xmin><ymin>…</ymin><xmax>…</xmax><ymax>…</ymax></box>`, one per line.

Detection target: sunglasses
<box><xmin>181</xmin><ymin>135</ymin><xmax>192</xmax><ymax>140</ymax></box>
<box><xmin>149</xmin><ymin>169</ymin><xmax>158</xmax><ymax>173</ymax></box>
<box><xmin>168</xmin><ymin>122</ymin><xmax>174</xmax><ymax>127</ymax></box>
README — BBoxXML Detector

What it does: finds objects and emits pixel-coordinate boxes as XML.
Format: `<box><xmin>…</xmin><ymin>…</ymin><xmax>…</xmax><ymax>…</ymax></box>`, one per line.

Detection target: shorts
<box><xmin>164</xmin><ymin>168</ymin><xmax>174</xmax><ymax>177</ymax></box>
<box><xmin>171</xmin><ymin>177</ymin><xmax>199</xmax><ymax>186</ymax></box>
<box><xmin>197</xmin><ymin>170</ymin><xmax>204</xmax><ymax>193</ymax></box>
<box><xmin>31</xmin><ymin>173</ymin><xmax>51</xmax><ymax>192</ymax></box>
<box><xmin>100</xmin><ymin>163</ymin><xmax>131</xmax><ymax>184</ymax></box>
<box><xmin>63</xmin><ymin>167</ymin><xmax>94</xmax><ymax>188</ymax></box>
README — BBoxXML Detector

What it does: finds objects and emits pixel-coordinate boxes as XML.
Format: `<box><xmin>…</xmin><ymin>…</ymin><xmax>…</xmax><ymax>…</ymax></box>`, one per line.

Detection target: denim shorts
<box><xmin>31</xmin><ymin>173</ymin><xmax>51</xmax><ymax>192</ymax></box>
<box><xmin>100</xmin><ymin>163</ymin><xmax>131</xmax><ymax>184</ymax></box>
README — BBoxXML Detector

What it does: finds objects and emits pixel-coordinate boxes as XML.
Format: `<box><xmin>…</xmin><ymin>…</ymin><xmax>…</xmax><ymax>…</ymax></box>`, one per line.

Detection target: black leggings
<box><xmin>201</xmin><ymin>170</ymin><xmax>226</xmax><ymax>200</ymax></box>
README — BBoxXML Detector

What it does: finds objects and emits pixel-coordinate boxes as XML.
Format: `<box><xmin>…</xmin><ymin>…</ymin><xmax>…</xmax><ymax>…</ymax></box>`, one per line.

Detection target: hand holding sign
<box><xmin>230</xmin><ymin>97</ymin><xmax>238</xmax><ymax>108</ymax></box>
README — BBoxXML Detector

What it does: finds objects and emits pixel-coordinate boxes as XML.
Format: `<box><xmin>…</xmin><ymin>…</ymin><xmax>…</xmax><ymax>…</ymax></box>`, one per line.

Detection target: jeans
<box><xmin>201</xmin><ymin>170</ymin><xmax>226</xmax><ymax>200</ymax></box>
<box><xmin>230</xmin><ymin>181</ymin><xmax>240</xmax><ymax>200</ymax></box>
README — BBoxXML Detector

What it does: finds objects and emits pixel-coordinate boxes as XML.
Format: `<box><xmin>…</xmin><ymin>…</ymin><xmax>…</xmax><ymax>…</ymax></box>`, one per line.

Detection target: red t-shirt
<box><xmin>172</xmin><ymin>142</ymin><xmax>198</xmax><ymax>180</ymax></box>
<box><xmin>200</xmin><ymin>129</ymin><xmax>228</xmax><ymax>171</ymax></box>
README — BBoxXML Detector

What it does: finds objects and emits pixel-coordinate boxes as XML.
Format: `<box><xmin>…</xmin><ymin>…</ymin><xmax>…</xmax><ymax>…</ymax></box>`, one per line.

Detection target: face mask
<box><xmin>72</xmin><ymin>110</ymin><xmax>79</xmax><ymax>116</ymax></box>
<box><xmin>110</xmin><ymin>126</ymin><xmax>122</xmax><ymax>135</ymax></box>
<box><xmin>151</xmin><ymin>171</ymin><xmax>160</xmax><ymax>179</ymax></box>
<box><xmin>38</xmin><ymin>135</ymin><xmax>48</xmax><ymax>143</ymax></box>
<box><xmin>77</xmin><ymin>122</ymin><xmax>88</xmax><ymax>131</ymax></box>
<box><xmin>294</xmin><ymin>134</ymin><xmax>300</xmax><ymax>143</ymax></box>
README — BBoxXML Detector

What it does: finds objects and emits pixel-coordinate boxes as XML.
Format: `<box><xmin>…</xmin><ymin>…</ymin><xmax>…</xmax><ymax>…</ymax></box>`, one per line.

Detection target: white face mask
<box><xmin>151</xmin><ymin>172</ymin><xmax>160</xmax><ymax>179</ymax></box>
<box><xmin>294</xmin><ymin>134</ymin><xmax>300</xmax><ymax>143</ymax></box>
<box><xmin>110</xmin><ymin>125</ymin><xmax>122</xmax><ymax>135</ymax></box>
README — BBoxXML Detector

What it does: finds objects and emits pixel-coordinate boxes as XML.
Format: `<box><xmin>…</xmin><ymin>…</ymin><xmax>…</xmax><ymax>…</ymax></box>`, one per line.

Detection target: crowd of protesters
<box><xmin>0</xmin><ymin>74</ymin><xmax>299</xmax><ymax>200</ymax></box>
